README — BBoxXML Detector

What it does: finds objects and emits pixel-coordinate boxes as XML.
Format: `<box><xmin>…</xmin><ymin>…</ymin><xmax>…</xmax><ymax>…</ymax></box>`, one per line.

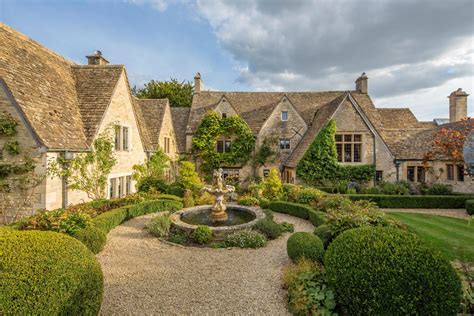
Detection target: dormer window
<box><xmin>281</xmin><ymin>111</ymin><xmax>288</xmax><ymax>121</ymax></box>
<box><xmin>114</xmin><ymin>125</ymin><xmax>130</xmax><ymax>151</ymax></box>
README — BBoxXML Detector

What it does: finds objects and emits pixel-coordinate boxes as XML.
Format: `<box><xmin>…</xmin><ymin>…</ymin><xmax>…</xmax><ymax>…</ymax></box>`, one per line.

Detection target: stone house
<box><xmin>185</xmin><ymin>73</ymin><xmax>472</xmax><ymax>193</ymax></box>
<box><xmin>0</xmin><ymin>24</ymin><xmax>178</xmax><ymax>221</ymax></box>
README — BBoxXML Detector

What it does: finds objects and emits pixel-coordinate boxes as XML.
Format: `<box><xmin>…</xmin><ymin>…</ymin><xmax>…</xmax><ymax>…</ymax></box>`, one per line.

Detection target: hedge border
<box><xmin>346</xmin><ymin>194</ymin><xmax>474</xmax><ymax>209</ymax></box>
<box><xmin>466</xmin><ymin>200</ymin><xmax>474</xmax><ymax>215</ymax></box>
<box><xmin>268</xmin><ymin>201</ymin><xmax>327</xmax><ymax>227</ymax></box>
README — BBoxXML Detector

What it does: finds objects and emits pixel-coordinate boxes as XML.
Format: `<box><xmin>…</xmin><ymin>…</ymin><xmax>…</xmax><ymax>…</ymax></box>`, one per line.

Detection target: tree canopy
<box><xmin>133</xmin><ymin>78</ymin><xmax>193</xmax><ymax>107</ymax></box>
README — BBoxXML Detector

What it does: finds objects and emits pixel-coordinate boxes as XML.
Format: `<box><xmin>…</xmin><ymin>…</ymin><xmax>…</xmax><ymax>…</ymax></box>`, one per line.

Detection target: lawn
<box><xmin>388</xmin><ymin>212</ymin><xmax>474</xmax><ymax>263</ymax></box>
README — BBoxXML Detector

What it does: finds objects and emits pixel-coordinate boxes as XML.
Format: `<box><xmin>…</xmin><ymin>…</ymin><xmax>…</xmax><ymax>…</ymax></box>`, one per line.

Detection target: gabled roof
<box><xmin>135</xmin><ymin>98</ymin><xmax>169</xmax><ymax>150</ymax></box>
<box><xmin>189</xmin><ymin>91</ymin><xmax>346</xmax><ymax>135</ymax></box>
<box><xmin>0</xmin><ymin>23</ymin><xmax>88</xmax><ymax>150</ymax></box>
<box><xmin>131</xmin><ymin>97</ymin><xmax>154</xmax><ymax>152</ymax></box>
<box><xmin>170</xmin><ymin>107</ymin><xmax>191</xmax><ymax>153</ymax></box>
<box><xmin>285</xmin><ymin>93</ymin><xmax>348</xmax><ymax>167</ymax></box>
<box><xmin>72</xmin><ymin>65</ymin><xmax>124</xmax><ymax>143</ymax></box>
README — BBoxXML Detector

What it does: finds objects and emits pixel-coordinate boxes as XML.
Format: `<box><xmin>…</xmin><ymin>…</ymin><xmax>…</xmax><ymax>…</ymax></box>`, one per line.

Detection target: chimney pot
<box><xmin>194</xmin><ymin>72</ymin><xmax>203</xmax><ymax>93</ymax></box>
<box><xmin>448</xmin><ymin>88</ymin><xmax>469</xmax><ymax>122</ymax></box>
<box><xmin>86</xmin><ymin>50</ymin><xmax>109</xmax><ymax>65</ymax></box>
<box><xmin>355</xmin><ymin>72</ymin><xmax>368</xmax><ymax>94</ymax></box>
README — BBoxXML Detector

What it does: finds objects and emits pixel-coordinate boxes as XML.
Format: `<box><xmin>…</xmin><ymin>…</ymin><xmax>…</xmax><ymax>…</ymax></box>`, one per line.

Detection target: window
<box><xmin>122</xmin><ymin>127</ymin><xmax>129</xmax><ymax>151</ymax></box>
<box><xmin>335</xmin><ymin>134</ymin><xmax>362</xmax><ymax>163</ymax></box>
<box><xmin>407</xmin><ymin>166</ymin><xmax>425</xmax><ymax>182</ymax></box>
<box><xmin>217</xmin><ymin>140</ymin><xmax>232</xmax><ymax>153</ymax></box>
<box><xmin>126</xmin><ymin>176</ymin><xmax>131</xmax><ymax>195</ymax></box>
<box><xmin>407</xmin><ymin>166</ymin><xmax>415</xmax><ymax>182</ymax></box>
<box><xmin>375</xmin><ymin>170</ymin><xmax>383</xmax><ymax>184</ymax></box>
<box><xmin>222</xmin><ymin>113</ymin><xmax>227</xmax><ymax>119</ymax></box>
<box><xmin>118</xmin><ymin>177</ymin><xmax>123</xmax><ymax>197</ymax></box>
<box><xmin>222</xmin><ymin>168</ymin><xmax>239</xmax><ymax>179</ymax></box>
<box><xmin>109</xmin><ymin>178</ymin><xmax>117</xmax><ymax>198</ymax></box>
<box><xmin>114</xmin><ymin>126</ymin><xmax>130</xmax><ymax>151</ymax></box>
<box><xmin>447</xmin><ymin>164</ymin><xmax>454</xmax><ymax>181</ymax></box>
<box><xmin>279</xmin><ymin>139</ymin><xmax>290</xmax><ymax>150</ymax></box>
<box><xmin>457</xmin><ymin>165</ymin><xmax>465</xmax><ymax>181</ymax></box>
<box><xmin>164</xmin><ymin>137</ymin><xmax>170</xmax><ymax>154</ymax></box>
<box><xmin>263</xmin><ymin>169</ymin><xmax>270</xmax><ymax>177</ymax></box>
<box><xmin>281</xmin><ymin>111</ymin><xmax>288</xmax><ymax>121</ymax></box>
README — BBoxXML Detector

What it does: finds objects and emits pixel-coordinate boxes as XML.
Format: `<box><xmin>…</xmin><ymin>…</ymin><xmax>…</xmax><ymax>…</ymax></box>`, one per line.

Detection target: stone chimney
<box><xmin>86</xmin><ymin>50</ymin><xmax>109</xmax><ymax>65</ymax></box>
<box><xmin>449</xmin><ymin>88</ymin><xmax>469</xmax><ymax>122</ymax></box>
<box><xmin>355</xmin><ymin>72</ymin><xmax>368</xmax><ymax>94</ymax></box>
<box><xmin>194</xmin><ymin>72</ymin><xmax>203</xmax><ymax>94</ymax></box>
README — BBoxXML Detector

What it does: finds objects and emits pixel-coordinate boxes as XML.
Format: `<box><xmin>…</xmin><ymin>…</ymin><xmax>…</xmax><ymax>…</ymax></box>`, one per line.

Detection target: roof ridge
<box><xmin>198</xmin><ymin>90</ymin><xmax>347</xmax><ymax>94</ymax></box>
<box><xmin>71</xmin><ymin>64</ymin><xmax>125</xmax><ymax>69</ymax></box>
<box><xmin>0</xmin><ymin>22</ymin><xmax>76</xmax><ymax>66</ymax></box>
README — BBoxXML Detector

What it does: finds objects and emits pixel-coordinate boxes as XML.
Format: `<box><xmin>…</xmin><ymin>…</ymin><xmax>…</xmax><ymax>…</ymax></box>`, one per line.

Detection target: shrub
<box><xmin>147</xmin><ymin>215</ymin><xmax>171</xmax><ymax>237</ymax></box>
<box><xmin>179</xmin><ymin>161</ymin><xmax>203</xmax><ymax>194</ymax></box>
<box><xmin>258</xmin><ymin>197</ymin><xmax>270</xmax><ymax>209</ymax></box>
<box><xmin>155</xmin><ymin>194</ymin><xmax>183</xmax><ymax>202</ymax></box>
<box><xmin>283</xmin><ymin>258</ymin><xmax>336</xmax><ymax>315</ymax></box>
<box><xmin>225</xmin><ymin>229</ymin><xmax>267</xmax><ymax>248</ymax></box>
<box><xmin>191</xmin><ymin>225</ymin><xmax>213</xmax><ymax>244</ymax></box>
<box><xmin>425</xmin><ymin>183</ymin><xmax>453</xmax><ymax>195</ymax></box>
<box><xmin>0</xmin><ymin>229</ymin><xmax>103</xmax><ymax>315</ymax></box>
<box><xmin>255</xmin><ymin>218</ymin><xmax>283</xmax><ymax>239</ymax></box>
<box><xmin>195</xmin><ymin>191</ymin><xmax>215</xmax><ymax>205</ymax></box>
<box><xmin>280</xmin><ymin>222</ymin><xmax>295</xmax><ymax>233</ymax></box>
<box><xmin>281</xmin><ymin>184</ymin><xmax>324</xmax><ymax>205</ymax></box>
<box><xmin>92</xmin><ymin>208</ymin><xmax>128</xmax><ymax>233</ymax></box>
<box><xmin>17</xmin><ymin>208</ymin><xmax>91</xmax><ymax>235</ymax></box>
<box><xmin>262</xmin><ymin>208</ymin><xmax>274</xmax><ymax>221</ymax></box>
<box><xmin>126</xmin><ymin>199</ymin><xmax>182</xmax><ymax>218</ymax></box>
<box><xmin>168</xmin><ymin>229</ymin><xmax>189</xmax><ymax>245</ymax></box>
<box><xmin>262</xmin><ymin>168</ymin><xmax>282</xmax><ymax>200</ymax></box>
<box><xmin>348</xmin><ymin>194</ymin><xmax>473</xmax><ymax>208</ymax></box>
<box><xmin>307</xmin><ymin>210</ymin><xmax>327</xmax><ymax>227</ymax></box>
<box><xmin>137</xmin><ymin>177</ymin><xmax>168</xmax><ymax>193</ymax></box>
<box><xmin>287</xmin><ymin>232</ymin><xmax>324</xmax><ymax>263</ymax></box>
<box><xmin>73</xmin><ymin>225</ymin><xmax>107</xmax><ymax>254</ymax></box>
<box><xmin>165</xmin><ymin>182</ymin><xmax>185</xmax><ymax>197</ymax></box>
<box><xmin>316</xmin><ymin>195</ymin><xmax>352</xmax><ymax>212</ymax></box>
<box><xmin>325</xmin><ymin>227</ymin><xmax>462</xmax><ymax>315</ymax></box>
<box><xmin>466</xmin><ymin>200</ymin><xmax>474</xmax><ymax>215</ymax></box>
<box><xmin>313</xmin><ymin>224</ymin><xmax>333</xmax><ymax>248</ymax></box>
<box><xmin>183</xmin><ymin>189</ymin><xmax>195</xmax><ymax>208</ymax></box>
<box><xmin>237</xmin><ymin>195</ymin><xmax>260</xmax><ymax>206</ymax></box>
<box><xmin>268</xmin><ymin>201</ymin><xmax>313</xmax><ymax>220</ymax></box>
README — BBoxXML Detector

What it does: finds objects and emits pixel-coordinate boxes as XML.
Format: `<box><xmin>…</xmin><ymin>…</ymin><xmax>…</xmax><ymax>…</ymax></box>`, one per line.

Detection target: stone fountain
<box><xmin>203</xmin><ymin>168</ymin><xmax>235</xmax><ymax>222</ymax></box>
<box><xmin>169</xmin><ymin>168</ymin><xmax>265</xmax><ymax>240</ymax></box>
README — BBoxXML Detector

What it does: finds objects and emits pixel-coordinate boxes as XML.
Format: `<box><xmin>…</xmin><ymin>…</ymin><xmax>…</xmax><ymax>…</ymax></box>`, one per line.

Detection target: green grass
<box><xmin>388</xmin><ymin>212</ymin><xmax>474</xmax><ymax>263</ymax></box>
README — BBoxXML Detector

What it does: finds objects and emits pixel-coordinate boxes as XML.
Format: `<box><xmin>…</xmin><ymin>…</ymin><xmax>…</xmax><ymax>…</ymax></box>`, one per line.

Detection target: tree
<box><xmin>50</xmin><ymin>128</ymin><xmax>117</xmax><ymax>200</ymax></box>
<box><xmin>424</xmin><ymin>118</ymin><xmax>474</xmax><ymax>164</ymax></box>
<box><xmin>133</xmin><ymin>78</ymin><xmax>193</xmax><ymax>107</ymax></box>
<box><xmin>262</xmin><ymin>168</ymin><xmax>282</xmax><ymax>200</ymax></box>
<box><xmin>132</xmin><ymin>147</ymin><xmax>169</xmax><ymax>183</ymax></box>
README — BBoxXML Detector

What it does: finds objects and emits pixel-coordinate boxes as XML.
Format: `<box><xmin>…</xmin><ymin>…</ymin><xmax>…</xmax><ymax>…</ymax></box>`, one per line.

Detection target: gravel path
<box><xmin>382</xmin><ymin>208</ymin><xmax>470</xmax><ymax>219</ymax></box>
<box><xmin>97</xmin><ymin>212</ymin><xmax>314</xmax><ymax>315</ymax></box>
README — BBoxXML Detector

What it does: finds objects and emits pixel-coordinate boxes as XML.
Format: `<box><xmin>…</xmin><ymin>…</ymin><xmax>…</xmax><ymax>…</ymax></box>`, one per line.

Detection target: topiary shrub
<box><xmin>466</xmin><ymin>199</ymin><xmax>474</xmax><ymax>215</ymax></box>
<box><xmin>0</xmin><ymin>229</ymin><xmax>103</xmax><ymax>315</ymax></box>
<box><xmin>287</xmin><ymin>232</ymin><xmax>324</xmax><ymax>263</ymax></box>
<box><xmin>307</xmin><ymin>210</ymin><xmax>327</xmax><ymax>227</ymax></box>
<box><xmin>92</xmin><ymin>208</ymin><xmax>128</xmax><ymax>233</ymax></box>
<box><xmin>73</xmin><ymin>225</ymin><xmax>107</xmax><ymax>254</ymax></box>
<box><xmin>254</xmin><ymin>218</ymin><xmax>283</xmax><ymax>239</ymax></box>
<box><xmin>191</xmin><ymin>225</ymin><xmax>212</xmax><ymax>244</ymax></box>
<box><xmin>268</xmin><ymin>201</ymin><xmax>313</xmax><ymax>219</ymax></box>
<box><xmin>325</xmin><ymin>227</ymin><xmax>463</xmax><ymax>315</ymax></box>
<box><xmin>313</xmin><ymin>224</ymin><xmax>333</xmax><ymax>248</ymax></box>
<box><xmin>225</xmin><ymin>229</ymin><xmax>267</xmax><ymax>248</ymax></box>
<box><xmin>147</xmin><ymin>215</ymin><xmax>171</xmax><ymax>237</ymax></box>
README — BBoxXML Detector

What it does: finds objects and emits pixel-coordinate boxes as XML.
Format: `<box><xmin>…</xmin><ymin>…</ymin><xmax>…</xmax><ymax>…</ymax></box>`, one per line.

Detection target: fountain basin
<box><xmin>170</xmin><ymin>204</ymin><xmax>265</xmax><ymax>240</ymax></box>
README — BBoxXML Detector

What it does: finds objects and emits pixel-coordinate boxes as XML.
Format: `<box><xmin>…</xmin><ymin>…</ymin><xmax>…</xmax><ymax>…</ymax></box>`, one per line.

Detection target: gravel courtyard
<box><xmin>97</xmin><ymin>212</ymin><xmax>314</xmax><ymax>315</ymax></box>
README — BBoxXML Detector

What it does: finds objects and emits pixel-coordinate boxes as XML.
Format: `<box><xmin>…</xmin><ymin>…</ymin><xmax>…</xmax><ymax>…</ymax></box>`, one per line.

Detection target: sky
<box><xmin>1</xmin><ymin>0</ymin><xmax>473</xmax><ymax>120</ymax></box>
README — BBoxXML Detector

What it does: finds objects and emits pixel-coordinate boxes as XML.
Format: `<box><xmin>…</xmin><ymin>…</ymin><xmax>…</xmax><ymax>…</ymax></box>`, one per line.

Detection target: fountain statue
<box><xmin>203</xmin><ymin>168</ymin><xmax>235</xmax><ymax>222</ymax></box>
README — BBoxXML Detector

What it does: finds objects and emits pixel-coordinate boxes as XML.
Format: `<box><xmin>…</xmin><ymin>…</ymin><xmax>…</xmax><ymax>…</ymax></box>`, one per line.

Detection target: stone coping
<box><xmin>170</xmin><ymin>203</ymin><xmax>265</xmax><ymax>239</ymax></box>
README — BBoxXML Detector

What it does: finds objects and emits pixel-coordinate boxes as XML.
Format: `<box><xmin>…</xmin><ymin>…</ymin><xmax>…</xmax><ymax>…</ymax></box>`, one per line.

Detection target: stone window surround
<box><xmin>281</xmin><ymin>111</ymin><xmax>288</xmax><ymax>121</ymax></box>
<box><xmin>446</xmin><ymin>163</ymin><xmax>465</xmax><ymax>182</ymax></box>
<box><xmin>108</xmin><ymin>172</ymin><xmax>133</xmax><ymax>199</ymax></box>
<box><xmin>407</xmin><ymin>165</ymin><xmax>425</xmax><ymax>183</ymax></box>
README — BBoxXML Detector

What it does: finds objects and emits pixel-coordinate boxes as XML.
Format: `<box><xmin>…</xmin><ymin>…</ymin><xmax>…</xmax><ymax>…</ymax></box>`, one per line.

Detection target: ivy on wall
<box><xmin>192</xmin><ymin>111</ymin><xmax>255</xmax><ymax>174</ymax></box>
<box><xmin>296</xmin><ymin>119</ymin><xmax>375</xmax><ymax>185</ymax></box>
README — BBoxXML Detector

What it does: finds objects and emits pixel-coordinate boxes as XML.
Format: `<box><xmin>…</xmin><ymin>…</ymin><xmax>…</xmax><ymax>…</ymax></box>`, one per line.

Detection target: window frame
<box><xmin>335</xmin><ymin>133</ymin><xmax>363</xmax><ymax>163</ymax></box>
<box><xmin>446</xmin><ymin>164</ymin><xmax>454</xmax><ymax>181</ymax></box>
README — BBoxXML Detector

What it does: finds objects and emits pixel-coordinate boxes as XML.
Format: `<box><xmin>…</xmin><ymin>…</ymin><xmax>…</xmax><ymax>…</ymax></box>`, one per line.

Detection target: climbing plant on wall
<box><xmin>192</xmin><ymin>111</ymin><xmax>255</xmax><ymax>175</ymax></box>
<box><xmin>0</xmin><ymin>112</ymin><xmax>47</xmax><ymax>224</ymax></box>
<box><xmin>296</xmin><ymin>119</ymin><xmax>375</xmax><ymax>185</ymax></box>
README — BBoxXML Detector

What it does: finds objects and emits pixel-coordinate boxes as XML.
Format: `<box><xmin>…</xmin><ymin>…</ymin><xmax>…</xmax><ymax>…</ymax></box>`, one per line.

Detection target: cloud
<box><xmin>195</xmin><ymin>0</ymin><xmax>474</xmax><ymax>99</ymax></box>
<box><xmin>124</xmin><ymin>0</ymin><xmax>180</xmax><ymax>12</ymax></box>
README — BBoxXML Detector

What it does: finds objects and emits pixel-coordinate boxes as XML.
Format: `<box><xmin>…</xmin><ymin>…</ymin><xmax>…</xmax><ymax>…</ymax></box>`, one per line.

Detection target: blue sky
<box><xmin>1</xmin><ymin>0</ymin><xmax>473</xmax><ymax>120</ymax></box>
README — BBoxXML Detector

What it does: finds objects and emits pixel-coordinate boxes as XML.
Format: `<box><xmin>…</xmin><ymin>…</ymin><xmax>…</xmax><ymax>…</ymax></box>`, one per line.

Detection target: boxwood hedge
<box><xmin>325</xmin><ymin>227</ymin><xmax>462</xmax><ymax>315</ymax></box>
<box><xmin>0</xmin><ymin>229</ymin><xmax>103</xmax><ymax>315</ymax></box>
<box><xmin>466</xmin><ymin>199</ymin><xmax>474</xmax><ymax>215</ymax></box>
<box><xmin>287</xmin><ymin>232</ymin><xmax>324</xmax><ymax>263</ymax></box>
<box><xmin>347</xmin><ymin>194</ymin><xmax>474</xmax><ymax>209</ymax></box>
<box><xmin>268</xmin><ymin>201</ymin><xmax>327</xmax><ymax>227</ymax></box>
